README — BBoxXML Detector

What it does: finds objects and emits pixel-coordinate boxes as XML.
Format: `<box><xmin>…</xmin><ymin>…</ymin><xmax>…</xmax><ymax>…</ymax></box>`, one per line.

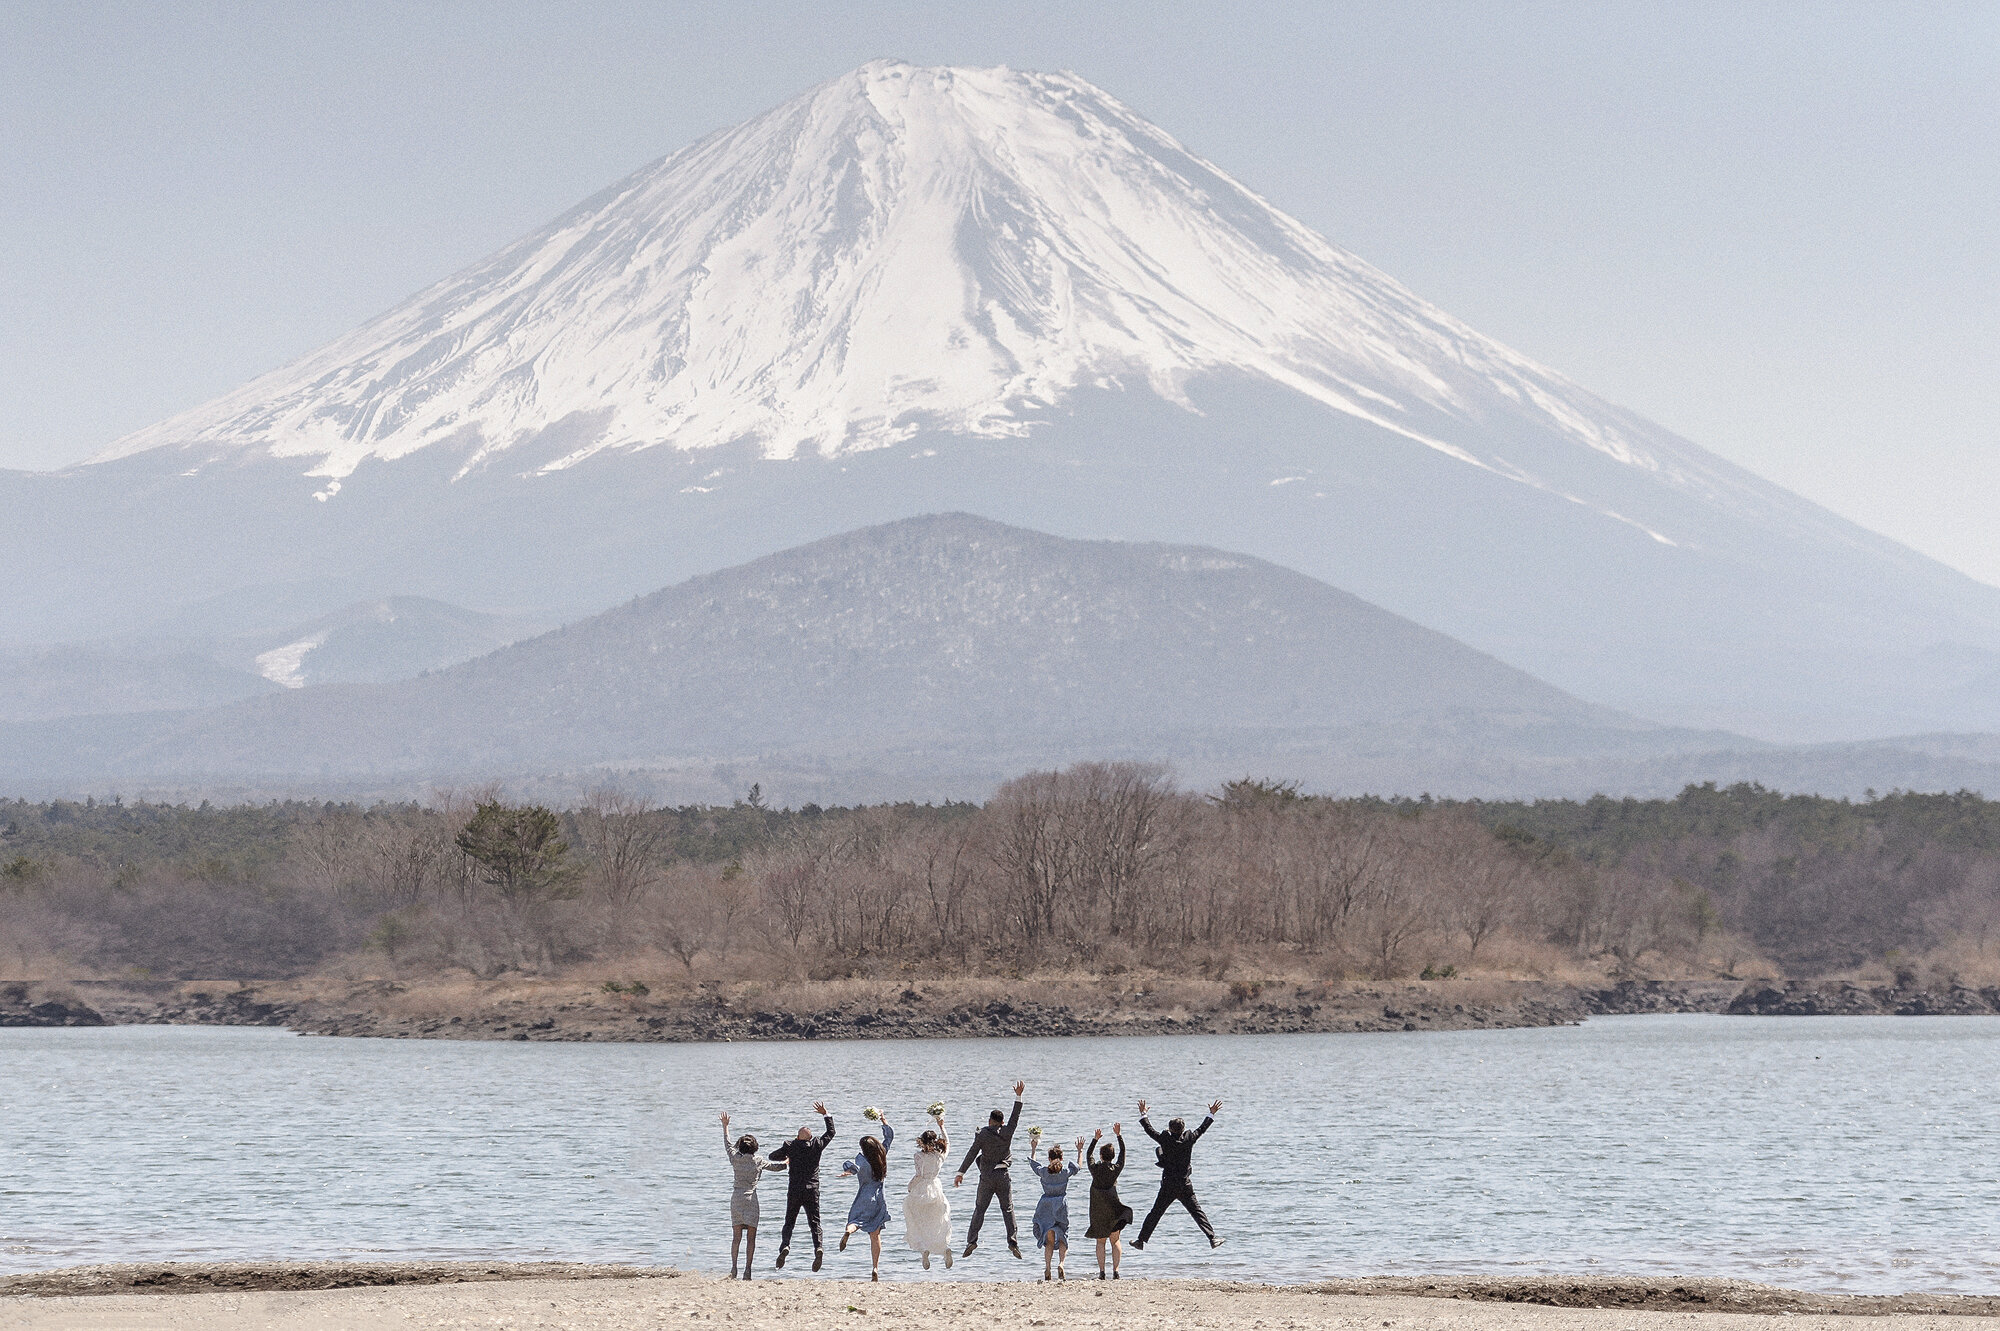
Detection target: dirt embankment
<box><xmin>4</xmin><ymin>976</ymin><xmax>1995</xmax><ymax>1042</ymax></box>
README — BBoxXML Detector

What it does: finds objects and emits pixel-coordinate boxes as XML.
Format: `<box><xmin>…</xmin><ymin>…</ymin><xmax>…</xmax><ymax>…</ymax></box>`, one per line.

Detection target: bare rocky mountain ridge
<box><xmin>1</xmin><ymin>61</ymin><xmax>1997</xmax><ymax>754</ymax></box>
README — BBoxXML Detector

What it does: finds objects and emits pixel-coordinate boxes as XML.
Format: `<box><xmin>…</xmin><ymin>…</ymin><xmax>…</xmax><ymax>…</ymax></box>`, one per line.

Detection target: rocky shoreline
<box><xmin>6</xmin><ymin>975</ymin><xmax>2000</xmax><ymax>1042</ymax></box>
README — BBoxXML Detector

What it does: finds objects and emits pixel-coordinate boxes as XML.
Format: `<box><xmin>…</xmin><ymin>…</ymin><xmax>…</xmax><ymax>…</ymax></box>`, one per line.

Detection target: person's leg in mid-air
<box><xmin>803</xmin><ymin>1191</ymin><xmax>825</xmax><ymax>1268</ymax></box>
<box><xmin>1132</xmin><ymin>1184</ymin><xmax>1174</xmax><ymax>1249</ymax></box>
<box><xmin>777</xmin><ymin>1193</ymin><xmax>803</xmax><ymax>1266</ymax></box>
<box><xmin>1177</xmin><ymin>1184</ymin><xmax>1220</xmax><ymax>1247</ymax></box>
<box><xmin>964</xmin><ymin>1174</ymin><xmax>995</xmax><ymax>1253</ymax></box>
<box><xmin>995</xmin><ymin>1172</ymin><xmax>1021</xmax><ymax>1255</ymax></box>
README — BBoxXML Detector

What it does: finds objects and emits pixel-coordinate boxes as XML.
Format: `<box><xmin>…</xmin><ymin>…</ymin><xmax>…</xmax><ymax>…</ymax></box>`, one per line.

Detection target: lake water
<box><xmin>1</xmin><ymin>1016</ymin><xmax>1994</xmax><ymax>1292</ymax></box>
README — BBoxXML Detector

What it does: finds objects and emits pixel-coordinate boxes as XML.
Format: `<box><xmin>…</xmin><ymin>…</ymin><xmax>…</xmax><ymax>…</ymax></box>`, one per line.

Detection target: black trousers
<box><xmin>965</xmin><ymin>1169</ymin><xmax>1018</xmax><ymax>1245</ymax></box>
<box><xmin>1136</xmin><ymin>1180</ymin><xmax>1215</xmax><ymax>1245</ymax></box>
<box><xmin>781</xmin><ymin>1187</ymin><xmax>823</xmax><ymax>1251</ymax></box>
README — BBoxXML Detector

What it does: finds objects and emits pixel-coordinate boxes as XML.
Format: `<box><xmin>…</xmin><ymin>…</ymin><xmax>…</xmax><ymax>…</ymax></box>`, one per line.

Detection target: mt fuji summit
<box><xmin>99</xmin><ymin>60</ymin><xmax>1726</xmax><ymax>512</ymax></box>
<box><xmin>8</xmin><ymin>60</ymin><xmax>2000</xmax><ymax>742</ymax></box>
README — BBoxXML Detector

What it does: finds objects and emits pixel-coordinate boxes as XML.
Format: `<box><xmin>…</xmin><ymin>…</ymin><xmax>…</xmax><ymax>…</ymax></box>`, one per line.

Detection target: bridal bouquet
<box><xmin>927</xmin><ymin>1100</ymin><xmax>946</xmax><ymax>1118</ymax></box>
<box><xmin>862</xmin><ymin>1106</ymin><xmax>882</xmax><ymax>1121</ymax></box>
<box><xmin>1027</xmin><ymin>1125</ymin><xmax>1043</xmax><ymax>1137</ymax></box>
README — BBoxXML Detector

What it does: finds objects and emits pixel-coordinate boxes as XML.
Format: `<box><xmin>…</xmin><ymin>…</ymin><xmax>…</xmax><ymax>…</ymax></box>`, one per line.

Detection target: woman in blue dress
<box><xmin>838</xmin><ymin>1113</ymin><xmax>895</xmax><ymax>1280</ymax></box>
<box><xmin>1026</xmin><ymin>1128</ymin><xmax>1084</xmax><ymax>1282</ymax></box>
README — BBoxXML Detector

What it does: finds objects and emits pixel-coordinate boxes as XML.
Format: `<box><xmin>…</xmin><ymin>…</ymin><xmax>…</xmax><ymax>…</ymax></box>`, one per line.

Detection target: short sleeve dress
<box><xmin>1028</xmin><ymin>1157</ymin><xmax>1081</xmax><ymax>1248</ymax></box>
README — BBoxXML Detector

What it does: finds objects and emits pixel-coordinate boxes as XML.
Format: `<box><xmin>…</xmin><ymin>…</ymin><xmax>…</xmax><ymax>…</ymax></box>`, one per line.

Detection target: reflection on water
<box><xmin>2</xmin><ymin>1015</ymin><xmax>1996</xmax><ymax>1292</ymax></box>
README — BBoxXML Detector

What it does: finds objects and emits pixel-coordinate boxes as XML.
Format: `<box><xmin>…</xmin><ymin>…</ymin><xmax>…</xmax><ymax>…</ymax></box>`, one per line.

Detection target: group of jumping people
<box><xmin>720</xmin><ymin>1080</ymin><xmax>1224</xmax><ymax>1281</ymax></box>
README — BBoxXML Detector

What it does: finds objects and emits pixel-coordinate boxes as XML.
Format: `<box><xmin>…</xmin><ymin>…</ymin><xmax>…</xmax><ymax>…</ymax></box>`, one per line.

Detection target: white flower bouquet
<box><xmin>1028</xmin><ymin>1125</ymin><xmax>1044</xmax><ymax>1137</ymax></box>
<box><xmin>862</xmin><ymin>1106</ymin><xmax>882</xmax><ymax>1121</ymax></box>
<box><xmin>927</xmin><ymin>1100</ymin><xmax>946</xmax><ymax>1118</ymax></box>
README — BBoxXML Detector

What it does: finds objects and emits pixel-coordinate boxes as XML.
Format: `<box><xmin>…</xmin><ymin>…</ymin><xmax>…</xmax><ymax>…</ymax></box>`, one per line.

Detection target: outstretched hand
<box><xmin>813</xmin><ymin>1100</ymin><xmax>829</xmax><ymax>1116</ymax></box>
<box><xmin>1014</xmin><ymin>1079</ymin><xmax>1026</xmax><ymax>1098</ymax></box>
<box><xmin>1113</xmin><ymin>1121</ymin><xmax>1123</xmax><ymax>1135</ymax></box>
<box><xmin>1092</xmin><ymin>1128</ymin><xmax>1103</xmax><ymax>1141</ymax></box>
<box><xmin>1210</xmin><ymin>1099</ymin><xmax>1223</xmax><ymax>1116</ymax></box>
<box><xmin>1137</xmin><ymin>1099</ymin><xmax>1148</xmax><ymax>1115</ymax></box>
<box><xmin>720</xmin><ymin>1112</ymin><xmax>730</xmax><ymax>1127</ymax></box>
<box><xmin>1075</xmin><ymin>1137</ymin><xmax>1086</xmax><ymax>1153</ymax></box>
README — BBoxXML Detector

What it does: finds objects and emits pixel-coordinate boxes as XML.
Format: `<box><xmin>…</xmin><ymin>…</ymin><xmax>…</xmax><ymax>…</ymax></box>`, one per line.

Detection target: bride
<box><xmin>903</xmin><ymin>1108</ymin><xmax>954</xmax><ymax>1269</ymax></box>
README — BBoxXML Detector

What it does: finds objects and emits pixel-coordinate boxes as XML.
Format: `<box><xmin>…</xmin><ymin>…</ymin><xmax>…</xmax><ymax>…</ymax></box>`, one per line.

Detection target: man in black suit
<box><xmin>769</xmin><ymin>1100</ymin><xmax>835</xmax><ymax>1271</ymax></box>
<box><xmin>953</xmin><ymin>1078</ymin><xmax>1026</xmax><ymax>1259</ymax></box>
<box><xmin>1130</xmin><ymin>1097</ymin><xmax>1224</xmax><ymax>1250</ymax></box>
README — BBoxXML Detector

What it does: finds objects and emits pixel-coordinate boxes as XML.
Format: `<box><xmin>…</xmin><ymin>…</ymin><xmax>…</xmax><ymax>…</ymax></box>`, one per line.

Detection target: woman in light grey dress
<box><xmin>721</xmin><ymin>1112</ymin><xmax>786</xmax><ymax>1279</ymax></box>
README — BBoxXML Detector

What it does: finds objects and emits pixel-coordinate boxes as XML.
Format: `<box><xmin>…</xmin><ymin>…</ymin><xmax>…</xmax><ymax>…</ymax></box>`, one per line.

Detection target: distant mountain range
<box><xmin>2</xmin><ymin>60</ymin><xmax>1996</xmax><ymax>793</ymax></box>
<box><xmin>5</xmin><ymin>515</ymin><xmax>1999</xmax><ymax>804</ymax></box>
<box><xmin>0</xmin><ymin>597</ymin><xmax>544</xmax><ymax>722</ymax></box>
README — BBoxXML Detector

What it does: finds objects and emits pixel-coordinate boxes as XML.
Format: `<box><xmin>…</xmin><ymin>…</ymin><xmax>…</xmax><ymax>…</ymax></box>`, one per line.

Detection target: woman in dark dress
<box><xmin>1084</xmin><ymin>1123</ymin><xmax>1133</xmax><ymax>1279</ymax></box>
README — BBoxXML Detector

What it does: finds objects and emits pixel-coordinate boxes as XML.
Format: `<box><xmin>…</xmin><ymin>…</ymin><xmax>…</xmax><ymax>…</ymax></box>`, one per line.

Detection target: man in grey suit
<box><xmin>953</xmin><ymin>1078</ymin><xmax>1026</xmax><ymax>1259</ymax></box>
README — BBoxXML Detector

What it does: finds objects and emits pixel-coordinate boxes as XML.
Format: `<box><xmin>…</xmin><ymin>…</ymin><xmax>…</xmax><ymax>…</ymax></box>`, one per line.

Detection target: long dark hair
<box><xmin>860</xmin><ymin>1134</ymin><xmax>887</xmax><ymax>1181</ymax></box>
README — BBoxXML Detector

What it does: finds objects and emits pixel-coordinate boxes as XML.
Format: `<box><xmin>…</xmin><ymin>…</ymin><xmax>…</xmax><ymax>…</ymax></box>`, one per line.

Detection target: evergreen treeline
<box><xmin>2</xmin><ymin>776</ymin><xmax>1994</xmax><ymax>984</ymax></box>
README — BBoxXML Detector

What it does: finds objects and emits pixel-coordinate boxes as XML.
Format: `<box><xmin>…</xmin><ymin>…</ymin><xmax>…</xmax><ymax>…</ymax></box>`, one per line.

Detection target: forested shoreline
<box><xmin>4</xmin><ymin>767</ymin><xmax>1997</xmax><ymax>995</ymax></box>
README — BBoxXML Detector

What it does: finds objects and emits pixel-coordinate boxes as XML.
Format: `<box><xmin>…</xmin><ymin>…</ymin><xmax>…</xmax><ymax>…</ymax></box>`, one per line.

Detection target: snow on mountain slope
<box><xmin>99</xmin><ymin>61</ymin><xmax>1765</xmax><ymax>539</ymax></box>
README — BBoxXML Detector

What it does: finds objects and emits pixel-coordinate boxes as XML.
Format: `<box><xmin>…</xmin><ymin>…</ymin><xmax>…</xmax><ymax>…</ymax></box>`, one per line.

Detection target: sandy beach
<box><xmin>5</xmin><ymin>1271</ymin><xmax>1998</xmax><ymax>1331</ymax></box>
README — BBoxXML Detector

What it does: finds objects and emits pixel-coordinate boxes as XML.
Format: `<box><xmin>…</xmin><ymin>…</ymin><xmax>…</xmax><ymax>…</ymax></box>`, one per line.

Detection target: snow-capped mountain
<box><xmin>100</xmin><ymin>60</ymin><xmax>1769</xmax><ymax>535</ymax></box>
<box><xmin>8</xmin><ymin>59</ymin><xmax>2000</xmax><ymax>747</ymax></box>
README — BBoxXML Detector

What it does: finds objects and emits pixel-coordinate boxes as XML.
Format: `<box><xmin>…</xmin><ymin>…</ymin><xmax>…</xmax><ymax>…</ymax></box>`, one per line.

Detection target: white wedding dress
<box><xmin>903</xmin><ymin>1147</ymin><xmax>953</xmax><ymax>1257</ymax></box>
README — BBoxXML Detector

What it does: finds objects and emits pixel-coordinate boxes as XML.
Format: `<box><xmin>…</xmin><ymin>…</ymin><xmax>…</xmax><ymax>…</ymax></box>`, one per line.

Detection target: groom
<box><xmin>953</xmin><ymin>1078</ymin><xmax>1026</xmax><ymax>1259</ymax></box>
<box><xmin>770</xmin><ymin>1100</ymin><xmax>835</xmax><ymax>1271</ymax></box>
<box><xmin>1131</xmin><ymin>1097</ymin><xmax>1224</xmax><ymax>1250</ymax></box>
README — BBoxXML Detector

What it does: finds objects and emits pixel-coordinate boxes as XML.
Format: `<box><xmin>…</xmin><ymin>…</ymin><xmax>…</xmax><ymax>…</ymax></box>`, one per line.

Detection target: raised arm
<box><xmin>1138</xmin><ymin>1115</ymin><xmax>1164</xmax><ymax>1143</ymax></box>
<box><xmin>815</xmin><ymin>1101</ymin><xmax>834</xmax><ymax>1145</ymax></box>
<box><xmin>721</xmin><ymin>1113</ymin><xmax>733</xmax><ymax>1160</ymax></box>
<box><xmin>881</xmin><ymin>1121</ymin><xmax>894</xmax><ymax>1151</ymax></box>
<box><xmin>1005</xmin><ymin>1085</ymin><xmax>1024</xmax><ymax>1137</ymax></box>
<box><xmin>1192</xmin><ymin>1101</ymin><xmax>1221</xmax><ymax>1142</ymax></box>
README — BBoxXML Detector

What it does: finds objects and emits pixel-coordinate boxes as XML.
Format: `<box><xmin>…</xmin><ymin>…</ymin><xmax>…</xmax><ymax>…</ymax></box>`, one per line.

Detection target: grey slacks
<box><xmin>965</xmin><ymin>1169</ymin><xmax>1017</xmax><ymax>1246</ymax></box>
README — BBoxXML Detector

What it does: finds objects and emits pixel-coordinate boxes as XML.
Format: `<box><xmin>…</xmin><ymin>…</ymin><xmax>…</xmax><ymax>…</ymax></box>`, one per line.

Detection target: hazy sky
<box><xmin>3</xmin><ymin>1</ymin><xmax>1995</xmax><ymax>581</ymax></box>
